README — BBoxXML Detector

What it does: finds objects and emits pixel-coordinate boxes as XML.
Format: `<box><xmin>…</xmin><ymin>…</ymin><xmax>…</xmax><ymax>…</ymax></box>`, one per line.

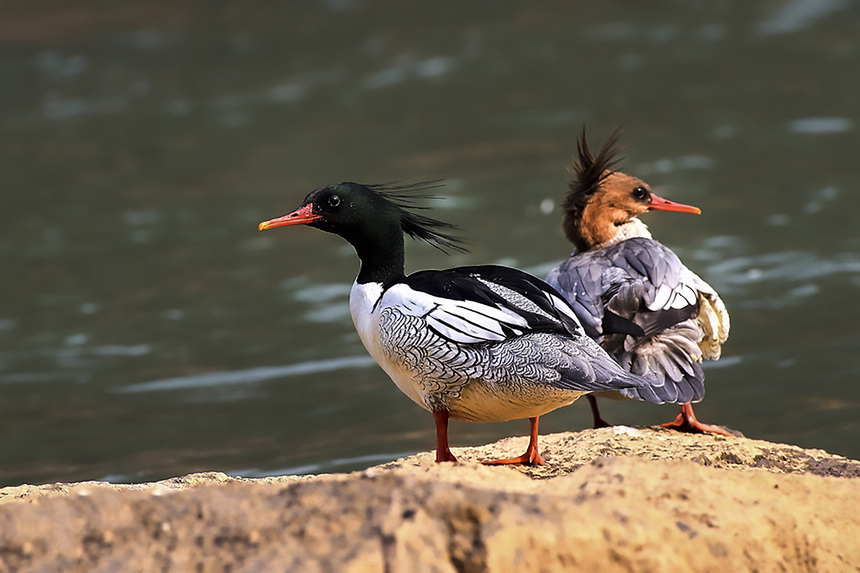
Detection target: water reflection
<box><xmin>787</xmin><ymin>117</ymin><xmax>853</xmax><ymax>134</ymax></box>
<box><xmin>118</xmin><ymin>356</ymin><xmax>376</xmax><ymax>394</ymax></box>
<box><xmin>757</xmin><ymin>0</ymin><xmax>850</xmax><ymax>35</ymax></box>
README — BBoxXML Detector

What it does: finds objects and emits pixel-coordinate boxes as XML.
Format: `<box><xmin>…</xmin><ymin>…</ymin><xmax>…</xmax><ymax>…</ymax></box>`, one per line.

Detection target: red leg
<box><xmin>433</xmin><ymin>409</ymin><xmax>458</xmax><ymax>463</ymax></box>
<box><xmin>482</xmin><ymin>416</ymin><xmax>546</xmax><ymax>466</ymax></box>
<box><xmin>661</xmin><ymin>402</ymin><xmax>733</xmax><ymax>437</ymax></box>
<box><xmin>587</xmin><ymin>395</ymin><xmax>612</xmax><ymax>428</ymax></box>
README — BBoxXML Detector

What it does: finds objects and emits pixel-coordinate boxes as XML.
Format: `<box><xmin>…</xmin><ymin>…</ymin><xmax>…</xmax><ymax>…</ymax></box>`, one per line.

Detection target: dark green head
<box><xmin>260</xmin><ymin>181</ymin><xmax>467</xmax><ymax>284</ymax></box>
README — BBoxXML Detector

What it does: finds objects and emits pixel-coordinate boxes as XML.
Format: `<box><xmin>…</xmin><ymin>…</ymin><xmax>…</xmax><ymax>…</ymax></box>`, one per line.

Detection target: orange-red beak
<box><xmin>648</xmin><ymin>193</ymin><xmax>701</xmax><ymax>215</ymax></box>
<box><xmin>258</xmin><ymin>204</ymin><xmax>322</xmax><ymax>231</ymax></box>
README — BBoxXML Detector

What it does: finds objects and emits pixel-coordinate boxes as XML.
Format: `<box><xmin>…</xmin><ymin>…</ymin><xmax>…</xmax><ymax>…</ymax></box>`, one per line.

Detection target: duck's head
<box><xmin>561</xmin><ymin>128</ymin><xmax>701</xmax><ymax>251</ymax></box>
<box><xmin>259</xmin><ymin>182</ymin><xmax>379</xmax><ymax>239</ymax></box>
<box><xmin>259</xmin><ymin>181</ymin><xmax>466</xmax><ymax>283</ymax></box>
<box><xmin>260</xmin><ymin>181</ymin><xmax>465</xmax><ymax>249</ymax></box>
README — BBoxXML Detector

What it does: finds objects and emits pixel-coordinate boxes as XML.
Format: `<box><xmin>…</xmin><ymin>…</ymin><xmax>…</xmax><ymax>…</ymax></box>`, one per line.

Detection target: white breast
<box><xmin>349</xmin><ymin>280</ymin><xmax>428</xmax><ymax>408</ymax></box>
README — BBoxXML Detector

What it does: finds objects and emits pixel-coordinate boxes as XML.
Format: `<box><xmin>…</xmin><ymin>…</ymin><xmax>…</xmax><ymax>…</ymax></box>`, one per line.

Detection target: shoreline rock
<box><xmin>1</xmin><ymin>427</ymin><xmax>858</xmax><ymax>572</ymax></box>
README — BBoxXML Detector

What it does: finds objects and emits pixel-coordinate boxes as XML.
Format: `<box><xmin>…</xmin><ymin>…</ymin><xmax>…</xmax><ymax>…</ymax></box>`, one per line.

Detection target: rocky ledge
<box><xmin>1</xmin><ymin>427</ymin><xmax>859</xmax><ymax>572</ymax></box>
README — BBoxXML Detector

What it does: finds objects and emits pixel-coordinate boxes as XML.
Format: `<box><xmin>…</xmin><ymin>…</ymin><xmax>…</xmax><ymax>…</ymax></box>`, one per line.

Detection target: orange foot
<box><xmin>662</xmin><ymin>402</ymin><xmax>733</xmax><ymax>437</ymax></box>
<box><xmin>482</xmin><ymin>447</ymin><xmax>546</xmax><ymax>466</ymax></box>
<box><xmin>435</xmin><ymin>450</ymin><xmax>458</xmax><ymax>463</ymax></box>
<box><xmin>481</xmin><ymin>416</ymin><xmax>546</xmax><ymax>466</ymax></box>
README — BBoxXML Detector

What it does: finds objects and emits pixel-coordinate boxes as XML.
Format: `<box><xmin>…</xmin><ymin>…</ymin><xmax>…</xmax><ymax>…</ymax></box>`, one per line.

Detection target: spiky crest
<box><xmin>367</xmin><ymin>181</ymin><xmax>469</xmax><ymax>255</ymax></box>
<box><xmin>561</xmin><ymin>126</ymin><xmax>625</xmax><ymax>247</ymax></box>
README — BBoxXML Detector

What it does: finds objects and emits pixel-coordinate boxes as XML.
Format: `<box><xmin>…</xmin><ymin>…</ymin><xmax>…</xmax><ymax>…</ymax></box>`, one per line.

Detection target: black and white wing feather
<box><xmin>381</xmin><ymin>265</ymin><xmax>651</xmax><ymax>396</ymax></box>
<box><xmin>399</xmin><ymin>265</ymin><xmax>583</xmax><ymax>343</ymax></box>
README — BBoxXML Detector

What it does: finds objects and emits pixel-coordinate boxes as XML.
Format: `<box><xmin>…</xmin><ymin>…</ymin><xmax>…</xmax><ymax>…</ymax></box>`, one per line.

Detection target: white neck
<box><xmin>604</xmin><ymin>217</ymin><xmax>652</xmax><ymax>247</ymax></box>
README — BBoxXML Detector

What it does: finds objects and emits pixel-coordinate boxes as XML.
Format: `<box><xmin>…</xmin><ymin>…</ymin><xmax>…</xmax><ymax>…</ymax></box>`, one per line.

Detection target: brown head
<box><xmin>561</xmin><ymin>127</ymin><xmax>701</xmax><ymax>251</ymax></box>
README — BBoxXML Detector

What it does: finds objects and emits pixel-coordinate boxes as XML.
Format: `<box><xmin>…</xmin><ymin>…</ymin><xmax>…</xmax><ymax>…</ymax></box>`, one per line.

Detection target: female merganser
<box><xmin>259</xmin><ymin>181</ymin><xmax>658</xmax><ymax>465</ymax></box>
<box><xmin>545</xmin><ymin>129</ymin><xmax>731</xmax><ymax>436</ymax></box>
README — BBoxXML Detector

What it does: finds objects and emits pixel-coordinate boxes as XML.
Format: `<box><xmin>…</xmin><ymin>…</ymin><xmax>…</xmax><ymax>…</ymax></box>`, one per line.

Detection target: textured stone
<box><xmin>0</xmin><ymin>427</ymin><xmax>858</xmax><ymax>572</ymax></box>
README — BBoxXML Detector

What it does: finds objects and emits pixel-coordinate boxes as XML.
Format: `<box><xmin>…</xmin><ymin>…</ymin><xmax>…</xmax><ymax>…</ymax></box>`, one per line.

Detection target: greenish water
<box><xmin>1</xmin><ymin>1</ymin><xmax>859</xmax><ymax>485</ymax></box>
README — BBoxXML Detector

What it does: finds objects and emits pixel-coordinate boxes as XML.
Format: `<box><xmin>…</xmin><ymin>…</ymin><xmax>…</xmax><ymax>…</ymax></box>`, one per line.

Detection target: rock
<box><xmin>0</xmin><ymin>427</ymin><xmax>858</xmax><ymax>572</ymax></box>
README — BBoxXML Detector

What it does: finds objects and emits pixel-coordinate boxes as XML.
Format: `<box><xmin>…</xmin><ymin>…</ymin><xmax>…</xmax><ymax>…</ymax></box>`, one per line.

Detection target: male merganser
<box><xmin>259</xmin><ymin>181</ymin><xmax>658</xmax><ymax>465</ymax></box>
<box><xmin>545</xmin><ymin>129</ymin><xmax>732</xmax><ymax>436</ymax></box>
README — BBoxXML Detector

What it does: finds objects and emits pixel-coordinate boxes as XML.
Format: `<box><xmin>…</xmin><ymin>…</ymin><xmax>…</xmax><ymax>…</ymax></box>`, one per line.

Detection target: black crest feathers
<box><xmin>560</xmin><ymin>126</ymin><xmax>625</xmax><ymax>245</ymax></box>
<box><xmin>368</xmin><ymin>181</ymin><xmax>469</xmax><ymax>255</ymax></box>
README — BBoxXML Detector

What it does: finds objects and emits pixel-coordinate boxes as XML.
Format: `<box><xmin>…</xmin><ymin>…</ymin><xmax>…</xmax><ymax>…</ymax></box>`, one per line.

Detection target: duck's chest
<box><xmin>349</xmin><ymin>281</ymin><xmax>386</xmax><ymax>361</ymax></box>
<box><xmin>349</xmin><ymin>281</ymin><xmax>433</xmax><ymax>406</ymax></box>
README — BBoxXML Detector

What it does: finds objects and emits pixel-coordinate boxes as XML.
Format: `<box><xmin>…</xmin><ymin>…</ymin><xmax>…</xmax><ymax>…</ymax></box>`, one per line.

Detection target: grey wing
<box><xmin>604</xmin><ymin>240</ymin><xmax>698</xmax><ymax>338</ymax></box>
<box><xmin>549</xmin><ymin>238</ymin><xmax>729</xmax><ymax>405</ymax></box>
<box><xmin>545</xmin><ymin>331</ymin><xmax>657</xmax><ymax>395</ymax></box>
<box><xmin>545</xmin><ymin>251</ymin><xmax>607</xmax><ymax>339</ymax></box>
<box><xmin>602</xmin><ymin>238</ymin><xmax>717</xmax><ymax>404</ymax></box>
<box><xmin>546</xmin><ymin>251</ymin><xmax>669</xmax><ymax>402</ymax></box>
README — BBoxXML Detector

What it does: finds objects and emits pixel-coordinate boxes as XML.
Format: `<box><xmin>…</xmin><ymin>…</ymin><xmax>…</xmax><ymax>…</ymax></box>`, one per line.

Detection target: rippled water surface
<box><xmin>2</xmin><ymin>1</ymin><xmax>859</xmax><ymax>485</ymax></box>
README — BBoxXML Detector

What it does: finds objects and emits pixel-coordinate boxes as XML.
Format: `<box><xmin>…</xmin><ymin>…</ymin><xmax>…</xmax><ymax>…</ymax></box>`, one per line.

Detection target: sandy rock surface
<box><xmin>1</xmin><ymin>427</ymin><xmax>858</xmax><ymax>572</ymax></box>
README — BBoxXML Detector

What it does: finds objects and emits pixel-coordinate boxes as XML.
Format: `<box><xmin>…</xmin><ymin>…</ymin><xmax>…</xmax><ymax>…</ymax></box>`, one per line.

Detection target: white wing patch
<box><xmin>649</xmin><ymin>283</ymin><xmax>673</xmax><ymax>311</ymax></box>
<box><xmin>548</xmin><ymin>292</ymin><xmax>584</xmax><ymax>328</ymax></box>
<box><xmin>426</xmin><ymin>301</ymin><xmax>526</xmax><ymax>343</ymax></box>
<box><xmin>647</xmin><ymin>283</ymin><xmax>698</xmax><ymax>312</ymax></box>
<box><xmin>382</xmin><ymin>283</ymin><xmax>530</xmax><ymax>345</ymax></box>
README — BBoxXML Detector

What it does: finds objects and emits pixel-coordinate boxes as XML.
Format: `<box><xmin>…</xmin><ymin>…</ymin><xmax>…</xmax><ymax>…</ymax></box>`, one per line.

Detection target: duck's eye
<box><xmin>327</xmin><ymin>195</ymin><xmax>341</xmax><ymax>208</ymax></box>
<box><xmin>632</xmin><ymin>186</ymin><xmax>649</xmax><ymax>201</ymax></box>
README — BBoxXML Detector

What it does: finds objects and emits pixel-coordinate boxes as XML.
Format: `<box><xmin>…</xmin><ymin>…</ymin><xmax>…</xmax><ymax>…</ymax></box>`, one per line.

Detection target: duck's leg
<box><xmin>482</xmin><ymin>416</ymin><xmax>546</xmax><ymax>466</ymax></box>
<box><xmin>661</xmin><ymin>402</ymin><xmax>733</xmax><ymax>437</ymax></box>
<box><xmin>587</xmin><ymin>395</ymin><xmax>612</xmax><ymax>428</ymax></box>
<box><xmin>433</xmin><ymin>409</ymin><xmax>458</xmax><ymax>463</ymax></box>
